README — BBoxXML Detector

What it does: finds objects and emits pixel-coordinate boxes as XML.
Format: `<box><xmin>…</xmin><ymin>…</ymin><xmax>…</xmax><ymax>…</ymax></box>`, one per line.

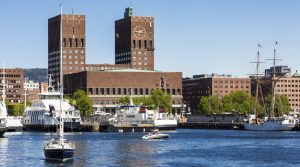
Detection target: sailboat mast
<box><xmin>254</xmin><ymin>51</ymin><xmax>260</xmax><ymax>122</ymax></box>
<box><xmin>2</xmin><ymin>62</ymin><xmax>5</xmax><ymax>104</ymax></box>
<box><xmin>59</xmin><ymin>3</ymin><xmax>64</xmax><ymax>145</ymax></box>
<box><xmin>270</xmin><ymin>43</ymin><xmax>277</xmax><ymax>118</ymax></box>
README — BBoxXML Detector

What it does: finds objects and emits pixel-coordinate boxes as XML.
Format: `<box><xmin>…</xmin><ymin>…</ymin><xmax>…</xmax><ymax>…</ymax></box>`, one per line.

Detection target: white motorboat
<box><xmin>142</xmin><ymin>130</ymin><xmax>170</xmax><ymax>140</ymax></box>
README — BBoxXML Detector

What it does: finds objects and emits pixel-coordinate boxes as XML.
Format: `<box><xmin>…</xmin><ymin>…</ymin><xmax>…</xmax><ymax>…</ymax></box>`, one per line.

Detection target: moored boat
<box><xmin>142</xmin><ymin>129</ymin><xmax>170</xmax><ymax>140</ymax></box>
<box><xmin>244</xmin><ymin>43</ymin><xmax>298</xmax><ymax>131</ymax></box>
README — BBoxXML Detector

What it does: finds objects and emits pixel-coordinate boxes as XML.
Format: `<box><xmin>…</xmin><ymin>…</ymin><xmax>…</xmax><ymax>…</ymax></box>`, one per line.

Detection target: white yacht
<box><xmin>244</xmin><ymin>43</ymin><xmax>298</xmax><ymax>131</ymax></box>
<box><xmin>23</xmin><ymin>87</ymin><xmax>81</xmax><ymax>131</ymax></box>
<box><xmin>112</xmin><ymin>94</ymin><xmax>177</xmax><ymax>131</ymax></box>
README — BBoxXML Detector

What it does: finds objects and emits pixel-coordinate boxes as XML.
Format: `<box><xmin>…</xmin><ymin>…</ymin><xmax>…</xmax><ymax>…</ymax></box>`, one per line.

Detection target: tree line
<box><xmin>198</xmin><ymin>90</ymin><xmax>290</xmax><ymax>116</ymax></box>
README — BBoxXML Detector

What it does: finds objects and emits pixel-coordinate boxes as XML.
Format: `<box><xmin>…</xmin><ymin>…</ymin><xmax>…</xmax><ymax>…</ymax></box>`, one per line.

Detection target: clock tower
<box><xmin>115</xmin><ymin>7</ymin><xmax>155</xmax><ymax>70</ymax></box>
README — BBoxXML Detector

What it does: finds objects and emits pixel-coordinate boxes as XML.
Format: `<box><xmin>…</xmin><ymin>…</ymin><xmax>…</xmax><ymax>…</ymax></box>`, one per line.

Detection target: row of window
<box><xmin>132</xmin><ymin>40</ymin><xmax>153</xmax><ymax>49</ymax></box>
<box><xmin>88</xmin><ymin>88</ymin><xmax>182</xmax><ymax>96</ymax></box>
<box><xmin>278</xmin><ymin>80</ymin><xmax>300</xmax><ymax>83</ymax></box>
<box><xmin>62</xmin><ymin>38</ymin><xmax>84</xmax><ymax>48</ymax></box>
<box><xmin>277</xmin><ymin>85</ymin><xmax>300</xmax><ymax>88</ymax></box>
<box><xmin>214</xmin><ymin>85</ymin><xmax>249</xmax><ymax>89</ymax></box>
<box><xmin>214</xmin><ymin>80</ymin><xmax>250</xmax><ymax>84</ymax></box>
<box><xmin>0</xmin><ymin>74</ymin><xmax>21</xmax><ymax>78</ymax></box>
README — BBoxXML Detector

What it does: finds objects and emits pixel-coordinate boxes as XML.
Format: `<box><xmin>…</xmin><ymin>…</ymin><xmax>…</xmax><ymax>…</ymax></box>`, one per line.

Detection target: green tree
<box><xmin>198</xmin><ymin>96</ymin><xmax>222</xmax><ymax>114</ymax></box>
<box><xmin>118</xmin><ymin>96</ymin><xmax>130</xmax><ymax>105</ymax></box>
<box><xmin>266</xmin><ymin>94</ymin><xmax>290</xmax><ymax>116</ymax></box>
<box><xmin>150</xmin><ymin>89</ymin><xmax>172</xmax><ymax>113</ymax></box>
<box><xmin>72</xmin><ymin>89</ymin><xmax>93</xmax><ymax>116</ymax></box>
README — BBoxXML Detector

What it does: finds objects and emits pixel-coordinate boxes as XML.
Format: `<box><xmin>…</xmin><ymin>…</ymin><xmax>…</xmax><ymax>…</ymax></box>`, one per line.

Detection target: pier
<box><xmin>178</xmin><ymin>122</ymin><xmax>244</xmax><ymax>130</ymax></box>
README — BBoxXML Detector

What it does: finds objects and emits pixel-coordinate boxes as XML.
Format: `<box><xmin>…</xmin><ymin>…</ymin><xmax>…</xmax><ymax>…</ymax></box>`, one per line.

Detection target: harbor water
<box><xmin>1</xmin><ymin>129</ymin><xmax>300</xmax><ymax>167</ymax></box>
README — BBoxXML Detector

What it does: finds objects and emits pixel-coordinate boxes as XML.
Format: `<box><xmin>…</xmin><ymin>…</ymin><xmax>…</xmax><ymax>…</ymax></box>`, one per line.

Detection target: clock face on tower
<box><xmin>133</xmin><ymin>25</ymin><xmax>146</xmax><ymax>39</ymax></box>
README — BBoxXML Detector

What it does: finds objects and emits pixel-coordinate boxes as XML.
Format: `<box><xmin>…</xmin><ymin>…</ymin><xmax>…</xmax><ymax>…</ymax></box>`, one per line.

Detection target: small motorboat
<box><xmin>142</xmin><ymin>129</ymin><xmax>170</xmax><ymax>140</ymax></box>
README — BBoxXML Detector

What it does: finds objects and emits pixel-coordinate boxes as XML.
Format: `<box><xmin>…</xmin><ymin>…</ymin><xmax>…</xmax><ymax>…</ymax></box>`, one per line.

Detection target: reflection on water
<box><xmin>114</xmin><ymin>139</ymin><xmax>157</xmax><ymax>167</ymax></box>
<box><xmin>0</xmin><ymin>136</ymin><xmax>8</xmax><ymax>167</ymax></box>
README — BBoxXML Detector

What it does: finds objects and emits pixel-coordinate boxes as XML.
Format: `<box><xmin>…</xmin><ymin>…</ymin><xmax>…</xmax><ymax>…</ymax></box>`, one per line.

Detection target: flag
<box><xmin>258</xmin><ymin>44</ymin><xmax>262</xmax><ymax>48</ymax></box>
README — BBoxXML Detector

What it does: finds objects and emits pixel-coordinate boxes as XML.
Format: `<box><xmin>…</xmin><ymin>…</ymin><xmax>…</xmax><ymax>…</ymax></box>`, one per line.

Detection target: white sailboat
<box><xmin>244</xmin><ymin>43</ymin><xmax>298</xmax><ymax>131</ymax></box>
<box><xmin>0</xmin><ymin>64</ymin><xmax>8</xmax><ymax>137</ymax></box>
<box><xmin>44</xmin><ymin>5</ymin><xmax>75</xmax><ymax>160</ymax></box>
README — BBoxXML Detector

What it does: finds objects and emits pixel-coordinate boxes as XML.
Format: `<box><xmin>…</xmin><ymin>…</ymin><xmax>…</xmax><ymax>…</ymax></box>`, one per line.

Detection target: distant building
<box><xmin>253</xmin><ymin>71</ymin><xmax>300</xmax><ymax>113</ymax></box>
<box><xmin>183</xmin><ymin>74</ymin><xmax>251</xmax><ymax>113</ymax></box>
<box><xmin>24</xmin><ymin>80</ymin><xmax>40</xmax><ymax>102</ymax></box>
<box><xmin>115</xmin><ymin>7</ymin><xmax>155</xmax><ymax>70</ymax></box>
<box><xmin>64</xmin><ymin>69</ymin><xmax>183</xmax><ymax>113</ymax></box>
<box><xmin>0</xmin><ymin>68</ymin><xmax>24</xmax><ymax>103</ymax></box>
<box><xmin>265</xmin><ymin>65</ymin><xmax>291</xmax><ymax>77</ymax></box>
<box><xmin>48</xmin><ymin>14</ymin><xmax>86</xmax><ymax>86</ymax></box>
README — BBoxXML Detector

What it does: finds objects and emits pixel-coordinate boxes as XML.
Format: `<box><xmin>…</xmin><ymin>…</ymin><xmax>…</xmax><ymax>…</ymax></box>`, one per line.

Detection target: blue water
<box><xmin>1</xmin><ymin>129</ymin><xmax>300</xmax><ymax>167</ymax></box>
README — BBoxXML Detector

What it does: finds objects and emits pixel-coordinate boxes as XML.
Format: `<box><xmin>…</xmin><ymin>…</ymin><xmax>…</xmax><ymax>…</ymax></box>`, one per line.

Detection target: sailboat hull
<box><xmin>0</xmin><ymin>127</ymin><xmax>7</xmax><ymax>137</ymax></box>
<box><xmin>44</xmin><ymin>148</ymin><xmax>74</xmax><ymax>161</ymax></box>
<box><xmin>244</xmin><ymin>120</ymin><xmax>295</xmax><ymax>131</ymax></box>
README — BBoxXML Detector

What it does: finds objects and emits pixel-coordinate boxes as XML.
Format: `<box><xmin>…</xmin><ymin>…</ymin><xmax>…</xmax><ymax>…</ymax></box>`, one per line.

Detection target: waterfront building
<box><xmin>47</xmin><ymin>7</ymin><xmax>183</xmax><ymax>114</ymax></box>
<box><xmin>24</xmin><ymin>80</ymin><xmax>40</xmax><ymax>102</ymax></box>
<box><xmin>0</xmin><ymin>68</ymin><xmax>24</xmax><ymax>103</ymax></box>
<box><xmin>183</xmin><ymin>74</ymin><xmax>251</xmax><ymax>113</ymax></box>
<box><xmin>115</xmin><ymin>7</ymin><xmax>155</xmax><ymax>70</ymax></box>
<box><xmin>48</xmin><ymin>14</ymin><xmax>86</xmax><ymax>86</ymax></box>
<box><xmin>64</xmin><ymin>69</ymin><xmax>183</xmax><ymax>113</ymax></box>
<box><xmin>252</xmin><ymin>69</ymin><xmax>300</xmax><ymax>113</ymax></box>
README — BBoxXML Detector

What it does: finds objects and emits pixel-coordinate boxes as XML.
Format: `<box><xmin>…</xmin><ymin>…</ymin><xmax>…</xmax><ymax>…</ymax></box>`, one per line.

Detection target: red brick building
<box><xmin>48</xmin><ymin>14</ymin><xmax>86</xmax><ymax>86</ymax></box>
<box><xmin>115</xmin><ymin>7</ymin><xmax>155</xmax><ymax>70</ymax></box>
<box><xmin>0</xmin><ymin>68</ymin><xmax>24</xmax><ymax>103</ymax></box>
<box><xmin>64</xmin><ymin>69</ymin><xmax>183</xmax><ymax>113</ymax></box>
<box><xmin>183</xmin><ymin>74</ymin><xmax>251</xmax><ymax>113</ymax></box>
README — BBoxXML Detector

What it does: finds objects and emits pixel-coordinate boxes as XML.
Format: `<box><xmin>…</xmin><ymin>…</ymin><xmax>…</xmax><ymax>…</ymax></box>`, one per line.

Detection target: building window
<box><xmin>69</xmin><ymin>38</ymin><xmax>72</xmax><ymax>47</ymax></box>
<box><xmin>106</xmin><ymin>88</ymin><xmax>110</xmax><ymax>95</ymax></box>
<box><xmin>124</xmin><ymin>88</ymin><xmax>127</xmax><ymax>95</ymax></box>
<box><xmin>100</xmin><ymin>88</ymin><xmax>104</xmax><ymax>95</ymax></box>
<box><xmin>172</xmin><ymin>89</ymin><xmax>176</xmax><ymax>95</ymax></box>
<box><xmin>75</xmin><ymin>39</ymin><xmax>78</xmax><ymax>47</ymax></box>
<box><xmin>139</xmin><ymin>88</ymin><xmax>143</xmax><ymax>95</ymax></box>
<box><xmin>81</xmin><ymin>39</ymin><xmax>84</xmax><ymax>47</ymax></box>
<box><xmin>117</xmin><ymin>88</ymin><xmax>121</xmax><ymax>95</ymax></box>
<box><xmin>112</xmin><ymin>88</ymin><xmax>116</xmax><ymax>95</ymax></box>
<box><xmin>133</xmin><ymin>40</ymin><xmax>136</xmax><ymax>48</ymax></box>
<box><xmin>150</xmin><ymin>40</ymin><xmax>153</xmax><ymax>48</ymax></box>
<box><xmin>144</xmin><ymin>40</ymin><xmax>147</xmax><ymax>49</ymax></box>
<box><xmin>134</xmin><ymin>88</ymin><xmax>138</xmax><ymax>95</ymax></box>
<box><xmin>145</xmin><ymin>88</ymin><xmax>149</xmax><ymax>95</ymax></box>
<box><xmin>63</xmin><ymin>38</ymin><xmax>66</xmax><ymax>47</ymax></box>
<box><xmin>138</xmin><ymin>40</ymin><xmax>141</xmax><ymax>49</ymax></box>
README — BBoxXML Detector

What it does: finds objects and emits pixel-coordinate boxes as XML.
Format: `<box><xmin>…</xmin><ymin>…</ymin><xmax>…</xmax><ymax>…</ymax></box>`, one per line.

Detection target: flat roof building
<box><xmin>0</xmin><ymin>68</ymin><xmax>24</xmax><ymax>103</ymax></box>
<box><xmin>183</xmin><ymin>74</ymin><xmax>251</xmax><ymax>113</ymax></box>
<box><xmin>64</xmin><ymin>69</ymin><xmax>183</xmax><ymax>113</ymax></box>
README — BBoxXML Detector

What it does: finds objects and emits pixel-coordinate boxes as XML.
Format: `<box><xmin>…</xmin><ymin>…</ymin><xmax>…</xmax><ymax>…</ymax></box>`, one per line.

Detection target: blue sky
<box><xmin>1</xmin><ymin>0</ymin><xmax>300</xmax><ymax>77</ymax></box>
